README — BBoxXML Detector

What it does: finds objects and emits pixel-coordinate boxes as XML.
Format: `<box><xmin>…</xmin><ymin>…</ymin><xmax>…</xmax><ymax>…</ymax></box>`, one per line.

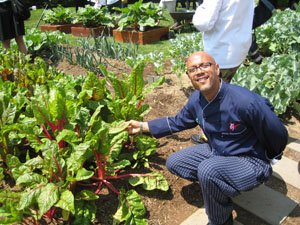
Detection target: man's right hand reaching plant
<box><xmin>128</xmin><ymin>120</ymin><xmax>149</xmax><ymax>135</ymax></box>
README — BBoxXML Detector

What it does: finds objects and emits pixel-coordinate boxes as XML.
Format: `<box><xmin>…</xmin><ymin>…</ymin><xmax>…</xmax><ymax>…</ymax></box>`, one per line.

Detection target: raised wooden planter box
<box><xmin>112</xmin><ymin>27</ymin><xmax>169</xmax><ymax>45</ymax></box>
<box><xmin>71</xmin><ymin>26</ymin><xmax>111</xmax><ymax>37</ymax></box>
<box><xmin>40</xmin><ymin>24</ymin><xmax>80</xmax><ymax>34</ymax></box>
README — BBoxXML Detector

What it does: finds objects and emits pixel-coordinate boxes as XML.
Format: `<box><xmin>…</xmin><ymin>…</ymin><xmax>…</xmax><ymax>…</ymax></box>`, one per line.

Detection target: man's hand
<box><xmin>128</xmin><ymin>120</ymin><xmax>149</xmax><ymax>135</ymax></box>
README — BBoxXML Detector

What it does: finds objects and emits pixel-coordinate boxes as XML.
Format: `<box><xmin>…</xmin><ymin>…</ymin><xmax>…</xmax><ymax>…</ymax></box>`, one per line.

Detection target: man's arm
<box><xmin>192</xmin><ymin>0</ymin><xmax>223</xmax><ymax>31</ymax></box>
<box><xmin>128</xmin><ymin>95</ymin><xmax>199</xmax><ymax>138</ymax></box>
<box><xmin>148</xmin><ymin>105</ymin><xmax>198</xmax><ymax>138</ymax></box>
<box><xmin>244</xmin><ymin>98</ymin><xmax>288</xmax><ymax>159</ymax></box>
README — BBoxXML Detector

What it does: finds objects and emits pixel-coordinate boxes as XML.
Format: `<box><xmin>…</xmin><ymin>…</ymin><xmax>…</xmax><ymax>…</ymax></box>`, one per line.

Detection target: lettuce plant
<box><xmin>42</xmin><ymin>5</ymin><xmax>74</xmax><ymax>25</ymax></box>
<box><xmin>74</xmin><ymin>5</ymin><xmax>115</xmax><ymax>28</ymax></box>
<box><xmin>114</xmin><ymin>0</ymin><xmax>166</xmax><ymax>31</ymax></box>
<box><xmin>24</xmin><ymin>28</ymin><xmax>68</xmax><ymax>55</ymax></box>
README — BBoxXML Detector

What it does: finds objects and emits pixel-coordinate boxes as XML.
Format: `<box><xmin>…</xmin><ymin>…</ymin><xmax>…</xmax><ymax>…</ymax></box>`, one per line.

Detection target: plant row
<box><xmin>42</xmin><ymin>1</ymin><xmax>167</xmax><ymax>32</ymax></box>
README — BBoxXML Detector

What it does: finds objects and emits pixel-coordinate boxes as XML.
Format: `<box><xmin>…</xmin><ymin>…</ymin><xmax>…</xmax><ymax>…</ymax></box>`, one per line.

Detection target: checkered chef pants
<box><xmin>166</xmin><ymin>143</ymin><xmax>272</xmax><ymax>225</ymax></box>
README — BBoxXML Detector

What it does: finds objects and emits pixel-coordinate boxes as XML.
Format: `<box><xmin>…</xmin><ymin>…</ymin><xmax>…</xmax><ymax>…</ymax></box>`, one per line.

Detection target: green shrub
<box><xmin>74</xmin><ymin>5</ymin><xmax>115</xmax><ymax>28</ymax></box>
<box><xmin>42</xmin><ymin>5</ymin><xmax>75</xmax><ymax>25</ymax></box>
<box><xmin>233</xmin><ymin>53</ymin><xmax>300</xmax><ymax>115</ymax></box>
<box><xmin>114</xmin><ymin>0</ymin><xmax>167</xmax><ymax>31</ymax></box>
<box><xmin>256</xmin><ymin>8</ymin><xmax>300</xmax><ymax>55</ymax></box>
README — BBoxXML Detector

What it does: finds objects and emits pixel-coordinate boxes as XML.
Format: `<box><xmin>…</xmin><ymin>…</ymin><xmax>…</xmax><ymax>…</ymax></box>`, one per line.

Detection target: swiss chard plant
<box><xmin>100</xmin><ymin>61</ymin><xmax>165</xmax><ymax>121</ymax></box>
<box><xmin>0</xmin><ymin>49</ymin><xmax>63</xmax><ymax>95</ymax></box>
<box><xmin>3</xmin><ymin>77</ymin><xmax>97</xmax><ymax>222</ymax></box>
<box><xmin>0</xmin><ymin>52</ymin><xmax>168</xmax><ymax>224</ymax></box>
<box><xmin>99</xmin><ymin>61</ymin><xmax>166</xmax><ymax>170</ymax></box>
<box><xmin>0</xmin><ymin>80</ymin><xmax>28</xmax><ymax>165</ymax></box>
<box><xmin>2</xmin><ymin>75</ymin><xmax>109</xmax><ymax>223</ymax></box>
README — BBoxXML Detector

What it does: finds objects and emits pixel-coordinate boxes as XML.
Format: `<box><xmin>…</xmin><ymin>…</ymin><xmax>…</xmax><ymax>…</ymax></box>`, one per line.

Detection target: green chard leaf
<box><xmin>129</xmin><ymin>172</ymin><xmax>169</xmax><ymax>191</ymax></box>
<box><xmin>55</xmin><ymin>190</ymin><xmax>75</xmax><ymax>214</ymax></box>
<box><xmin>113</xmin><ymin>189</ymin><xmax>147</xmax><ymax>225</ymax></box>
<box><xmin>37</xmin><ymin>183</ymin><xmax>59</xmax><ymax>216</ymax></box>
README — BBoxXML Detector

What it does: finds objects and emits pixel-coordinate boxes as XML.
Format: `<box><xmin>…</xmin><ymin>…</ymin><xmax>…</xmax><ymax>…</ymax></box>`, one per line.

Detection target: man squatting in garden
<box><xmin>190</xmin><ymin>0</ymin><xmax>254</xmax><ymax>144</ymax></box>
<box><xmin>128</xmin><ymin>51</ymin><xmax>288</xmax><ymax>225</ymax></box>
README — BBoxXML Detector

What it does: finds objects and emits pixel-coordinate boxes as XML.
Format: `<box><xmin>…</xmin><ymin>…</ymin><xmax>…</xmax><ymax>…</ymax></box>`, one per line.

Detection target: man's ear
<box><xmin>215</xmin><ymin>64</ymin><xmax>220</xmax><ymax>77</ymax></box>
<box><xmin>186</xmin><ymin>72</ymin><xmax>192</xmax><ymax>81</ymax></box>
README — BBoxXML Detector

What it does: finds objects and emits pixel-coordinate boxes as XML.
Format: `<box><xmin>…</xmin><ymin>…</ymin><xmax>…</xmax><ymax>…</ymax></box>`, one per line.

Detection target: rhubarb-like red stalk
<box><xmin>53</xmin><ymin>155</ymin><xmax>63</xmax><ymax>179</ymax></box>
<box><xmin>42</xmin><ymin>125</ymin><xmax>52</xmax><ymax>140</ymax></box>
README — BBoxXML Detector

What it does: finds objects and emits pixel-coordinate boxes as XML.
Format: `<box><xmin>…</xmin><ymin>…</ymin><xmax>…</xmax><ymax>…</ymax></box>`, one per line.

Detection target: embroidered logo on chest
<box><xmin>229</xmin><ymin>122</ymin><xmax>240</xmax><ymax>132</ymax></box>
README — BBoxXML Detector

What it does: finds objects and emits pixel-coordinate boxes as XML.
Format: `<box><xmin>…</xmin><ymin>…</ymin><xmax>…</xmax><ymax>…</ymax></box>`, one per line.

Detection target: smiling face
<box><xmin>186</xmin><ymin>52</ymin><xmax>221</xmax><ymax>101</ymax></box>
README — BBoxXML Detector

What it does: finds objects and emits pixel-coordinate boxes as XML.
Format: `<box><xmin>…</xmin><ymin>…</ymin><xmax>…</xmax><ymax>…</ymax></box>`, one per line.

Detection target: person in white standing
<box><xmin>192</xmin><ymin>0</ymin><xmax>254</xmax><ymax>82</ymax></box>
<box><xmin>93</xmin><ymin>0</ymin><xmax>121</xmax><ymax>12</ymax></box>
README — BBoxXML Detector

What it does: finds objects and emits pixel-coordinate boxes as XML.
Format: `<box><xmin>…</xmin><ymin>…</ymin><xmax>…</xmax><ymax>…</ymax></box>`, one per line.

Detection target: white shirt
<box><xmin>92</xmin><ymin>0</ymin><xmax>119</xmax><ymax>7</ymax></box>
<box><xmin>192</xmin><ymin>0</ymin><xmax>255</xmax><ymax>69</ymax></box>
<box><xmin>0</xmin><ymin>0</ymin><xmax>9</xmax><ymax>3</ymax></box>
<box><xmin>159</xmin><ymin>0</ymin><xmax>177</xmax><ymax>13</ymax></box>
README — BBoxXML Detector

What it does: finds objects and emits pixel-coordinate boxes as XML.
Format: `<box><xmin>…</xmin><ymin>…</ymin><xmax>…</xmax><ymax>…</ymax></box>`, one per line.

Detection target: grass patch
<box><xmin>25</xmin><ymin>7</ymin><xmax>50</xmax><ymax>29</ymax></box>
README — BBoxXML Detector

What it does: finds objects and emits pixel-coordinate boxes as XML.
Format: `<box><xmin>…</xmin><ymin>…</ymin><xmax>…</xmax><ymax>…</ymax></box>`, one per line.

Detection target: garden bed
<box><xmin>53</xmin><ymin>59</ymin><xmax>300</xmax><ymax>225</ymax></box>
<box><xmin>2</xmin><ymin>4</ymin><xmax>299</xmax><ymax>225</ymax></box>
<box><xmin>1</xmin><ymin>55</ymin><xmax>299</xmax><ymax>225</ymax></box>
<box><xmin>113</xmin><ymin>27</ymin><xmax>170</xmax><ymax>45</ymax></box>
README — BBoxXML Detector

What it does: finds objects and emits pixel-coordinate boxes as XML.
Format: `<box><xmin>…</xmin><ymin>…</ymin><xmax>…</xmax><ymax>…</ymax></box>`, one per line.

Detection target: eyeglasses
<box><xmin>187</xmin><ymin>62</ymin><xmax>214</xmax><ymax>74</ymax></box>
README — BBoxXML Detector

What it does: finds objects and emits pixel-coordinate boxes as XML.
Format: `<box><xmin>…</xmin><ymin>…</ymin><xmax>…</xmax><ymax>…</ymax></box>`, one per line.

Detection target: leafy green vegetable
<box><xmin>0</xmin><ymin>49</ymin><xmax>168</xmax><ymax>224</ymax></box>
<box><xmin>256</xmin><ymin>8</ymin><xmax>300</xmax><ymax>55</ymax></box>
<box><xmin>129</xmin><ymin>172</ymin><xmax>169</xmax><ymax>191</ymax></box>
<box><xmin>74</xmin><ymin>5</ymin><xmax>115</xmax><ymax>28</ymax></box>
<box><xmin>43</xmin><ymin>5</ymin><xmax>75</xmax><ymax>25</ymax></box>
<box><xmin>114</xmin><ymin>0</ymin><xmax>166</xmax><ymax>31</ymax></box>
<box><xmin>113</xmin><ymin>189</ymin><xmax>147</xmax><ymax>225</ymax></box>
<box><xmin>233</xmin><ymin>53</ymin><xmax>300</xmax><ymax>114</ymax></box>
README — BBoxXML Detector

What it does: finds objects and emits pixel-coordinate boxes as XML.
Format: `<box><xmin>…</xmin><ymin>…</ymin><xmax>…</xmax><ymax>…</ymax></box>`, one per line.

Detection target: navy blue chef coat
<box><xmin>148</xmin><ymin>81</ymin><xmax>288</xmax><ymax>161</ymax></box>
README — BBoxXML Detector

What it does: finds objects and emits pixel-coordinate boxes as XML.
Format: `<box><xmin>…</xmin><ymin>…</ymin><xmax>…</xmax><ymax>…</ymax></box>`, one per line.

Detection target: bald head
<box><xmin>186</xmin><ymin>52</ymin><xmax>217</xmax><ymax>68</ymax></box>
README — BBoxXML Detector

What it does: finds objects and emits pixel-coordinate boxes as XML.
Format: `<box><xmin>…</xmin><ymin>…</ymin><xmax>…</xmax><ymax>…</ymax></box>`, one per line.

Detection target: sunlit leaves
<box><xmin>256</xmin><ymin>8</ymin><xmax>300</xmax><ymax>55</ymax></box>
<box><xmin>129</xmin><ymin>172</ymin><xmax>169</xmax><ymax>191</ymax></box>
<box><xmin>234</xmin><ymin>53</ymin><xmax>300</xmax><ymax>114</ymax></box>
<box><xmin>113</xmin><ymin>189</ymin><xmax>147</xmax><ymax>225</ymax></box>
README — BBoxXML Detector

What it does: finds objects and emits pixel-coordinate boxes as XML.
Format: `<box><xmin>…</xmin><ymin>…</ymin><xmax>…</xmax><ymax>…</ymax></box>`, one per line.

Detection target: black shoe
<box><xmin>249</xmin><ymin>34</ymin><xmax>263</xmax><ymax>64</ymax></box>
<box><xmin>207</xmin><ymin>214</ymin><xmax>233</xmax><ymax>225</ymax></box>
<box><xmin>249</xmin><ymin>49</ymin><xmax>263</xmax><ymax>64</ymax></box>
<box><xmin>191</xmin><ymin>134</ymin><xmax>207</xmax><ymax>144</ymax></box>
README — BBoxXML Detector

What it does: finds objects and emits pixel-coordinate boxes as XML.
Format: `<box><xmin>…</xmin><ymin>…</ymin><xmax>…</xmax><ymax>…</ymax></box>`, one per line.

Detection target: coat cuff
<box><xmin>148</xmin><ymin>117</ymin><xmax>173</xmax><ymax>138</ymax></box>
